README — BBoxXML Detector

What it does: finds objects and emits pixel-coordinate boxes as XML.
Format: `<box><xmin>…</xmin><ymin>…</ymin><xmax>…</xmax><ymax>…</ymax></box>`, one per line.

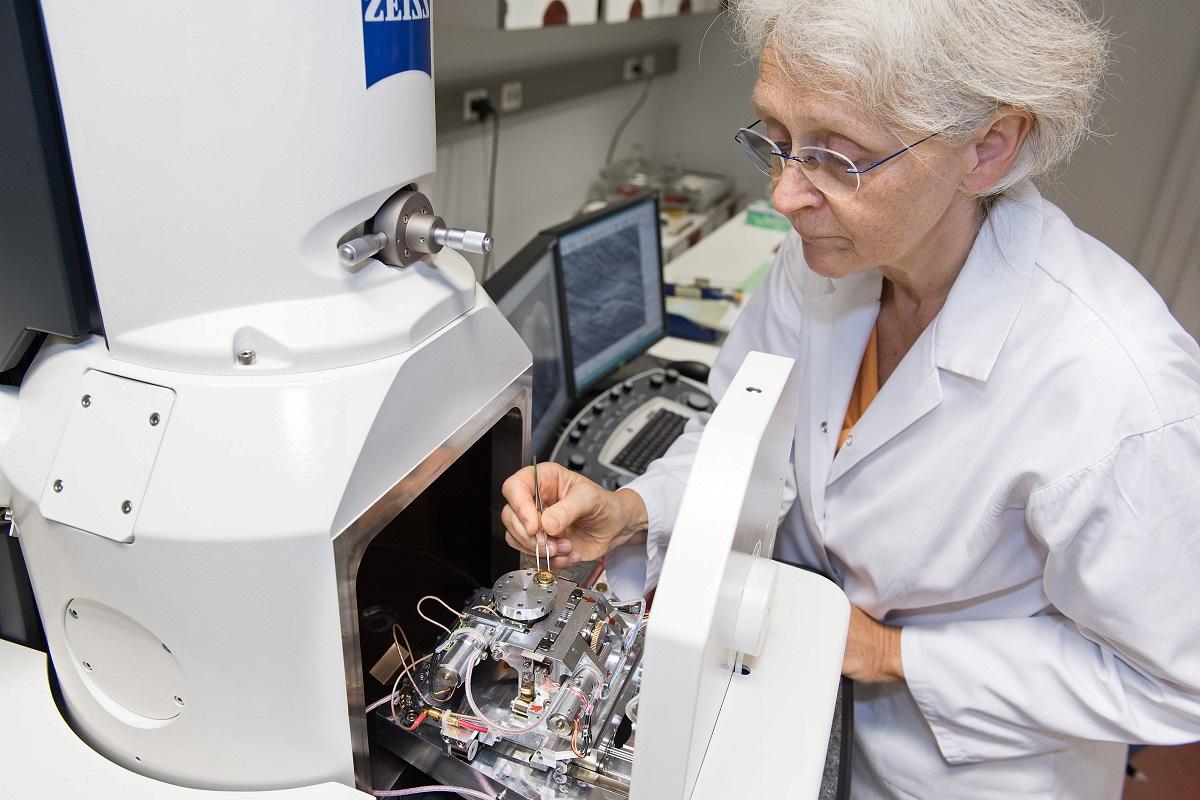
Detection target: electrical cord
<box><xmin>480</xmin><ymin>105</ymin><xmax>501</xmax><ymax>280</ymax></box>
<box><xmin>605</xmin><ymin>72</ymin><xmax>654</xmax><ymax>168</ymax></box>
<box><xmin>417</xmin><ymin>594</ymin><xmax>465</xmax><ymax>637</ymax></box>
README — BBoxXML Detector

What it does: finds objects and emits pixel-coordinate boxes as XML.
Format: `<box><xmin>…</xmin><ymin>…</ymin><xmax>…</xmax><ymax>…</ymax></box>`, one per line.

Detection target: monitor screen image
<box><xmin>486</xmin><ymin>238</ymin><xmax>572</xmax><ymax>456</ymax></box>
<box><xmin>554</xmin><ymin>194</ymin><xmax>664</xmax><ymax>392</ymax></box>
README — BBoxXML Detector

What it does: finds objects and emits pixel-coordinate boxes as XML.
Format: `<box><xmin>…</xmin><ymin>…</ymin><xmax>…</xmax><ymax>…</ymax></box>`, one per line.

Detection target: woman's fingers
<box><xmin>500</xmin><ymin>506</ymin><xmax>536</xmax><ymax>554</ymax></box>
<box><xmin>501</xmin><ymin>465</ymin><xmax>560</xmax><ymax>535</ymax></box>
<box><xmin>502</xmin><ymin>505</ymin><xmax>575</xmax><ymax>558</ymax></box>
<box><xmin>540</xmin><ymin>480</ymin><xmax>600</xmax><ymax>536</ymax></box>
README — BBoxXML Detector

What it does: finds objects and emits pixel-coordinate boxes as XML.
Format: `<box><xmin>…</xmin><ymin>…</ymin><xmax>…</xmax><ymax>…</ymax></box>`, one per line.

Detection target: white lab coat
<box><xmin>623</xmin><ymin>181</ymin><xmax>1200</xmax><ymax>798</ymax></box>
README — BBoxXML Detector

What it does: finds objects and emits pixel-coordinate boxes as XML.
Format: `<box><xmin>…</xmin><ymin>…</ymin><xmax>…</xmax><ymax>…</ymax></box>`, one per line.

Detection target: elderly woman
<box><xmin>502</xmin><ymin>1</ymin><xmax>1200</xmax><ymax>796</ymax></box>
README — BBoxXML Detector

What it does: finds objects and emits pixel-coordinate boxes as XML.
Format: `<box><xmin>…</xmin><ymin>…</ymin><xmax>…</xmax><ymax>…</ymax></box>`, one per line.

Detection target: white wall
<box><xmin>431</xmin><ymin>2</ymin><xmax>1198</xmax><ymax>337</ymax></box>
<box><xmin>1045</xmin><ymin>0</ymin><xmax>1200</xmax><ymax>263</ymax></box>
<box><xmin>430</xmin><ymin>4</ymin><xmax>758</xmax><ymax>276</ymax></box>
<box><xmin>1048</xmin><ymin>0</ymin><xmax>1200</xmax><ymax>337</ymax></box>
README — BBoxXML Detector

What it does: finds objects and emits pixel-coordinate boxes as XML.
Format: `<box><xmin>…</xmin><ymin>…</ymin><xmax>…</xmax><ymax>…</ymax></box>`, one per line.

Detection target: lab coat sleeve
<box><xmin>903</xmin><ymin>413</ymin><xmax>1200</xmax><ymax>764</ymax></box>
<box><xmin>624</xmin><ymin>233</ymin><xmax>806</xmax><ymax>590</ymax></box>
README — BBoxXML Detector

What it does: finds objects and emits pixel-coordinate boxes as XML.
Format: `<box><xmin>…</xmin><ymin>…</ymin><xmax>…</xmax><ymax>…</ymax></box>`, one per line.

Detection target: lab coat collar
<box><xmin>817</xmin><ymin>182</ymin><xmax>1042</xmax><ymax>490</ymax></box>
<box><xmin>932</xmin><ymin>181</ymin><xmax>1043</xmax><ymax>382</ymax></box>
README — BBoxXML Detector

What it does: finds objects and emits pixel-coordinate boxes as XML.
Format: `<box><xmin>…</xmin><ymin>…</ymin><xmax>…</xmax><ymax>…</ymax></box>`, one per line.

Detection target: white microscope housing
<box><xmin>0</xmin><ymin>4</ymin><xmax>849</xmax><ymax>799</ymax></box>
<box><xmin>0</xmin><ymin>0</ymin><xmax>529</xmax><ymax>791</ymax></box>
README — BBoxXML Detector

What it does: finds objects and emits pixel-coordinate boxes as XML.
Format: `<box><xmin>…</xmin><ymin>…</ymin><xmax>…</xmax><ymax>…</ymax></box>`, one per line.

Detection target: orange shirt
<box><xmin>838</xmin><ymin>325</ymin><xmax>880</xmax><ymax>452</ymax></box>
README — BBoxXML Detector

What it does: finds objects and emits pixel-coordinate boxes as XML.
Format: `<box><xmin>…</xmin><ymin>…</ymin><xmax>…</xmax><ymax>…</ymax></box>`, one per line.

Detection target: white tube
<box><xmin>622</xmin><ymin>598</ymin><xmax>646</xmax><ymax>652</ymax></box>
<box><xmin>463</xmin><ymin>656</ymin><xmax>546</xmax><ymax>735</ymax></box>
<box><xmin>372</xmin><ymin>785</ymin><xmax>498</xmax><ymax>799</ymax></box>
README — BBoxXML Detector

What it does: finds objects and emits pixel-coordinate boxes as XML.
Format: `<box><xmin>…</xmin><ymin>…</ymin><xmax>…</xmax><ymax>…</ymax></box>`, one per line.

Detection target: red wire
<box><xmin>457</xmin><ymin>719</ymin><xmax>489</xmax><ymax>733</ymax></box>
<box><xmin>399</xmin><ymin>710</ymin><xmax>427</xmax><ymax>731</ymax></box>
<box><xmin>571</xmin><ymin>718</ymin><xmax>587</xmax><ymax>759</ymax></box>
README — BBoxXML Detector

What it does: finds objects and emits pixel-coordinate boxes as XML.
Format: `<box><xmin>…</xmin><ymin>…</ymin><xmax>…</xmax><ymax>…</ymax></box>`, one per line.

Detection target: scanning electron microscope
<box><xmin>0</xmin><ymin>3</ymin><xmax>849</xmax><ymax>799</ymax></box>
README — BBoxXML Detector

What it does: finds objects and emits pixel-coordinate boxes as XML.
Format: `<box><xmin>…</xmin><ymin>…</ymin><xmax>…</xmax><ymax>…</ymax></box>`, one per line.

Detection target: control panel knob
<box><xmin>686</xmin><ymin>392</ymin><xmax>710</xmax><ymax>410</ymax></box>
<box><xmin>577</xmin><ymin>417</ymin><xmax>592</xmax><ymax>431</ymax></box>
<box><xmin>609</xmin><ymin>387</ymin><xmax>622</xmax><ymax>400</ymax></box>
<box><xmin>622</xmin><ymin>380</ymin><xmax>635</xmax><ymax>393</ymax></box>
<box><xmin>650</xmin><ymin>372</ymin><xmax>665</xmax><ymax>388</ymax></box>
<box><xmin>568</xmin><ymin>454</ymin><xmax>587</xmax><ymax>470</ymax></box>
<box><xmin>666</xmin><ymin>368</ymin><xmax>680</xmax><ymax>382</ymax></box>
<box><xmin>592</xmin><ymin>401</ymin><xmax>607</xmax><ymax>415</ymax></box>
<box><xmin>569</xmin><ymin>428</ymin><xmax>583</xmax><ymax>443</ymax></box>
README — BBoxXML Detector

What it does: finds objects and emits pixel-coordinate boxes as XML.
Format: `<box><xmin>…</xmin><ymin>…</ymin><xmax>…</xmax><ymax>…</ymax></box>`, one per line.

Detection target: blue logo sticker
<box><xmin>362</xmin><ymin>0</ymin><xmax>432</xmax><ymax>88</ymax></box>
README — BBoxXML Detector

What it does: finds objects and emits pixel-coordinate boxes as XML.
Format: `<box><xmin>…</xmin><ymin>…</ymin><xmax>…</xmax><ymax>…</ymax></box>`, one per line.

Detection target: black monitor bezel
<box><xmin>482</xmin><ymin>233</ymin><xmax>576</xmax><ymax>456</ymax></box>
<box><xmin>541</xmin><ymin>190</ymin><xmax>666</xmax><ymax>395</ymax></box>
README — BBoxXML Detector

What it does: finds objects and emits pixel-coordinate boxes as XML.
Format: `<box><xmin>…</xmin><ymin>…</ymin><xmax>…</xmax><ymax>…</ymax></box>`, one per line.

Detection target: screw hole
<box><xmin>81</xmin><ymin>395</ymin><xmax>92</xmax><ymax>408</ymax></box>
<box><xmin>134</xmin><ymin>756</ymin><xmax>141</xmax><ymax>763</ymax></box>
<box><xmin>740</xmin><ymin>665</ymin><xmax>752</xmax><ymax>676</ymax></box>
<box><xmin>174</xmin><ymin>696</ymin><xmax>185</xmax><ymax>706</ymax></box>
<box><xmin>82</xmin><ymin>661</ymin><xmax>92</xmax><ymax>671</ymax></box>
<box><xmin>745</xmin><ymin>386</ymin><xmax>762</xmax><ymax>393</ymax></box>
<box><xmin>69</xmin><ymin>608</ymin><xmax>79</xmax><ymax>619</ymax></box>
<box><xmin>149</xmin><ymin>413</ymin><xmax>161</xmax><ymax>427</ymax></box>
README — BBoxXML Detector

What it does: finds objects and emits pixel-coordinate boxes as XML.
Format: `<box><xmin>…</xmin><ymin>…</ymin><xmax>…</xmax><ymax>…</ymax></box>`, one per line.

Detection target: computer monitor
<box><xmin>483</xmin><ymin>235</ymin><xmax>573</xmax><ymax>457</ymax></box>
<box><xmin>544</xmin><ymin>192</ymin><xmax>665</xmax><ymax>394</ymax></box>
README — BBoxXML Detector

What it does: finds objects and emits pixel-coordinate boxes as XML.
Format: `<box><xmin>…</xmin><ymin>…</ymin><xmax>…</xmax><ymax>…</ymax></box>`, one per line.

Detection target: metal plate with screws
<box><xmin>492</xmin><ymin>569</ymin><xmax>556</xmax><ymax>622</ymax></box>
<box><xmin>38</xmin><ymin>370</ymin><xmax>177</xmax><ymax>544</ymax></box>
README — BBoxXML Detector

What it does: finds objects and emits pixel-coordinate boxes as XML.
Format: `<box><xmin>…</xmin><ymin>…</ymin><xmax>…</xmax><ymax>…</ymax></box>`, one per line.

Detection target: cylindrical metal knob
<box><xmin>436</xmin><ymin>623</ymin><xmax>490</xmax><ymax>690</ymax></box>
<box><xmin>548</xmin><ymin>668</ymin><xmax>601</xmax><ymax>736</ymax></box>
<box><xmin>338</xmin><ymin>232</ymin><xmax>389</xmax><ymax>267</ymax></box>
<box><xmin>433</xmin><ymin>226</ymin><xmax>493</xmax><ymax>255</ymax></box>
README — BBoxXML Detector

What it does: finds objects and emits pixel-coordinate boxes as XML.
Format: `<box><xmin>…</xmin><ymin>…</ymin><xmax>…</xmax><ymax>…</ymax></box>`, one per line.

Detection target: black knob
<box><xmin>650</xmin><ymin>373</ymin><xmax>665</xmax><ymax>388</ymax></box>
<box><xmin>622</xmin><ymin>380</ymin><xmax>635</xmax><ymax>392</ymax></box>
<box><xmin>569</xmin><ymin>428</ymin><xmax>583</xmax><ymax>443</ymax></box>
<box><xmin>577</xmin><ymin>417</ymin><xmax>592</xmax><ymax>430</ymax></box>
<box><xmin>609</xmin><ymin>387</ymin><xmax>622</xmax><ymax>400</ymax></box>
<box><xmin>592</xmin><ymin>401</ymin><xmax>607</xmax><ymax>415</ymax></box>
<box><xmin>666</xmin><ymin>368</ymin><xmax>680</xmax><ymax>382</ymax></box>
<box><xmin>686</xmin><ymin>392</ymin><xmax>709</xmax><ymax>410</ymax></box>
<box><xmin>568</xmin><ymin>454</ymin><xmax>587</xmax><ymax>470</ymax></box>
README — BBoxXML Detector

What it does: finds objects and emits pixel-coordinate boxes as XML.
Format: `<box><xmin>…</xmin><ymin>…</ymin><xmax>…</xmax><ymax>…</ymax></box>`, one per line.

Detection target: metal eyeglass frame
<box><xmin>734</xmin><ymin>119</ymin><xmax>941</xmax><ymax>195</ymax></box>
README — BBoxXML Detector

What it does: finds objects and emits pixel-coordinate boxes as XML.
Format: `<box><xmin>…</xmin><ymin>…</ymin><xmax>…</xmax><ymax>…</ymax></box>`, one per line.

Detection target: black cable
<box><xmin>605</xmin><ymin>73</ymin><xmax>654</xmax><ymax>168</ymax></box>
<box><xmin>837</xmin><ymin>677</ymin><xmax>854</xmax><ymax>800</ymax></box>
<box><xmin>482</xmin><ymin>110</ymin><xmax>501</xmax><ymax>280</ymax></box>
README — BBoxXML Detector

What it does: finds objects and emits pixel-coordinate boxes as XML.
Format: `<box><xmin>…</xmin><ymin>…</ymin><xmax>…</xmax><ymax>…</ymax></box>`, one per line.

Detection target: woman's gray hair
<box><xmin>729</xmin><ymin>0</ymin><xmax>1111</xmax><ymax>195</ymax></box>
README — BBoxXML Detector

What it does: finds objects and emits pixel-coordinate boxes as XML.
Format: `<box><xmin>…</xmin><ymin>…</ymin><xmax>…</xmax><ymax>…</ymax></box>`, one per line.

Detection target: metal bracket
<box><xmin>355</xmin><ymin>189</ymin><xmax>491</xmax><ymax>269</ymax></box>
<box><xmin>372</xmin><ymin>190</ymin><xmax>439</xmax><ymax>267</ymax></box>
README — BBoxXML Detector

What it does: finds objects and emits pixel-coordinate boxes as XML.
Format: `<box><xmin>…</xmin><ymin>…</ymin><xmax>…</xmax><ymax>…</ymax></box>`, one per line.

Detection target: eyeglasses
<box><xmin>734</xmin><ymin>120</ymin><xmax>940</xmax><ymax>197</ymax></box>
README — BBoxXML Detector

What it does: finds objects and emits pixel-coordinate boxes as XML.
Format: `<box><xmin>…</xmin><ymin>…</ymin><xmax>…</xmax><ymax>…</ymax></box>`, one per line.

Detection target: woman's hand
<box><xmin>500</xmin><ymin>462</ymin><xmax>648</xmax><ymax>570</ymax></box>
<box><xmin>842</xmin><ymin>606</ymin><xmax>905</xmax><ymax>684</ymax></box>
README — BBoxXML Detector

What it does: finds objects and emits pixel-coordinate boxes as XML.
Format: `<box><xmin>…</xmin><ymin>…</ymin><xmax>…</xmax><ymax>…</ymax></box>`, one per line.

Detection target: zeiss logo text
<box><xmin>361</xmin><ymin>0</ymin><xmax>432</xmax><ymax>87</ymax></box>
<box><xmin>364</xmin><ymin>0</ymin><xmax>430</xmax><ymax>22</ymax></box>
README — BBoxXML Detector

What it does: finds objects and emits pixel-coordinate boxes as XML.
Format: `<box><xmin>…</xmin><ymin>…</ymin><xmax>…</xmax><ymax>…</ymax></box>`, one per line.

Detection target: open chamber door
<box><xmin>633</xmin><ymin>351</ymin><xmax>851</xmax><ymax>800</ymax></box>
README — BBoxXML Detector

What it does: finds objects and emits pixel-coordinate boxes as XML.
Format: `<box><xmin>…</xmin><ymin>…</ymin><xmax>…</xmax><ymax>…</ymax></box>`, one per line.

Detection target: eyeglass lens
<box><xmin>736</xmin><ymin>128</ymin><xmax>860</xmax><ymax>197</ymax></box>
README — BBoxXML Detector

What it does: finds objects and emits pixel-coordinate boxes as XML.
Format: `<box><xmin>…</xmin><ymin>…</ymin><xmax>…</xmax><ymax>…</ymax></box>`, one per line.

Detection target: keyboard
<box><xmin>610</xmin><ymin>408</ymin><xmax>690</xmax><ymax>475</ymax></box>
<box><xmin>550</xmin><ymin>368</ymin><xmax>712</xmax><ymax>490</ymax></box>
